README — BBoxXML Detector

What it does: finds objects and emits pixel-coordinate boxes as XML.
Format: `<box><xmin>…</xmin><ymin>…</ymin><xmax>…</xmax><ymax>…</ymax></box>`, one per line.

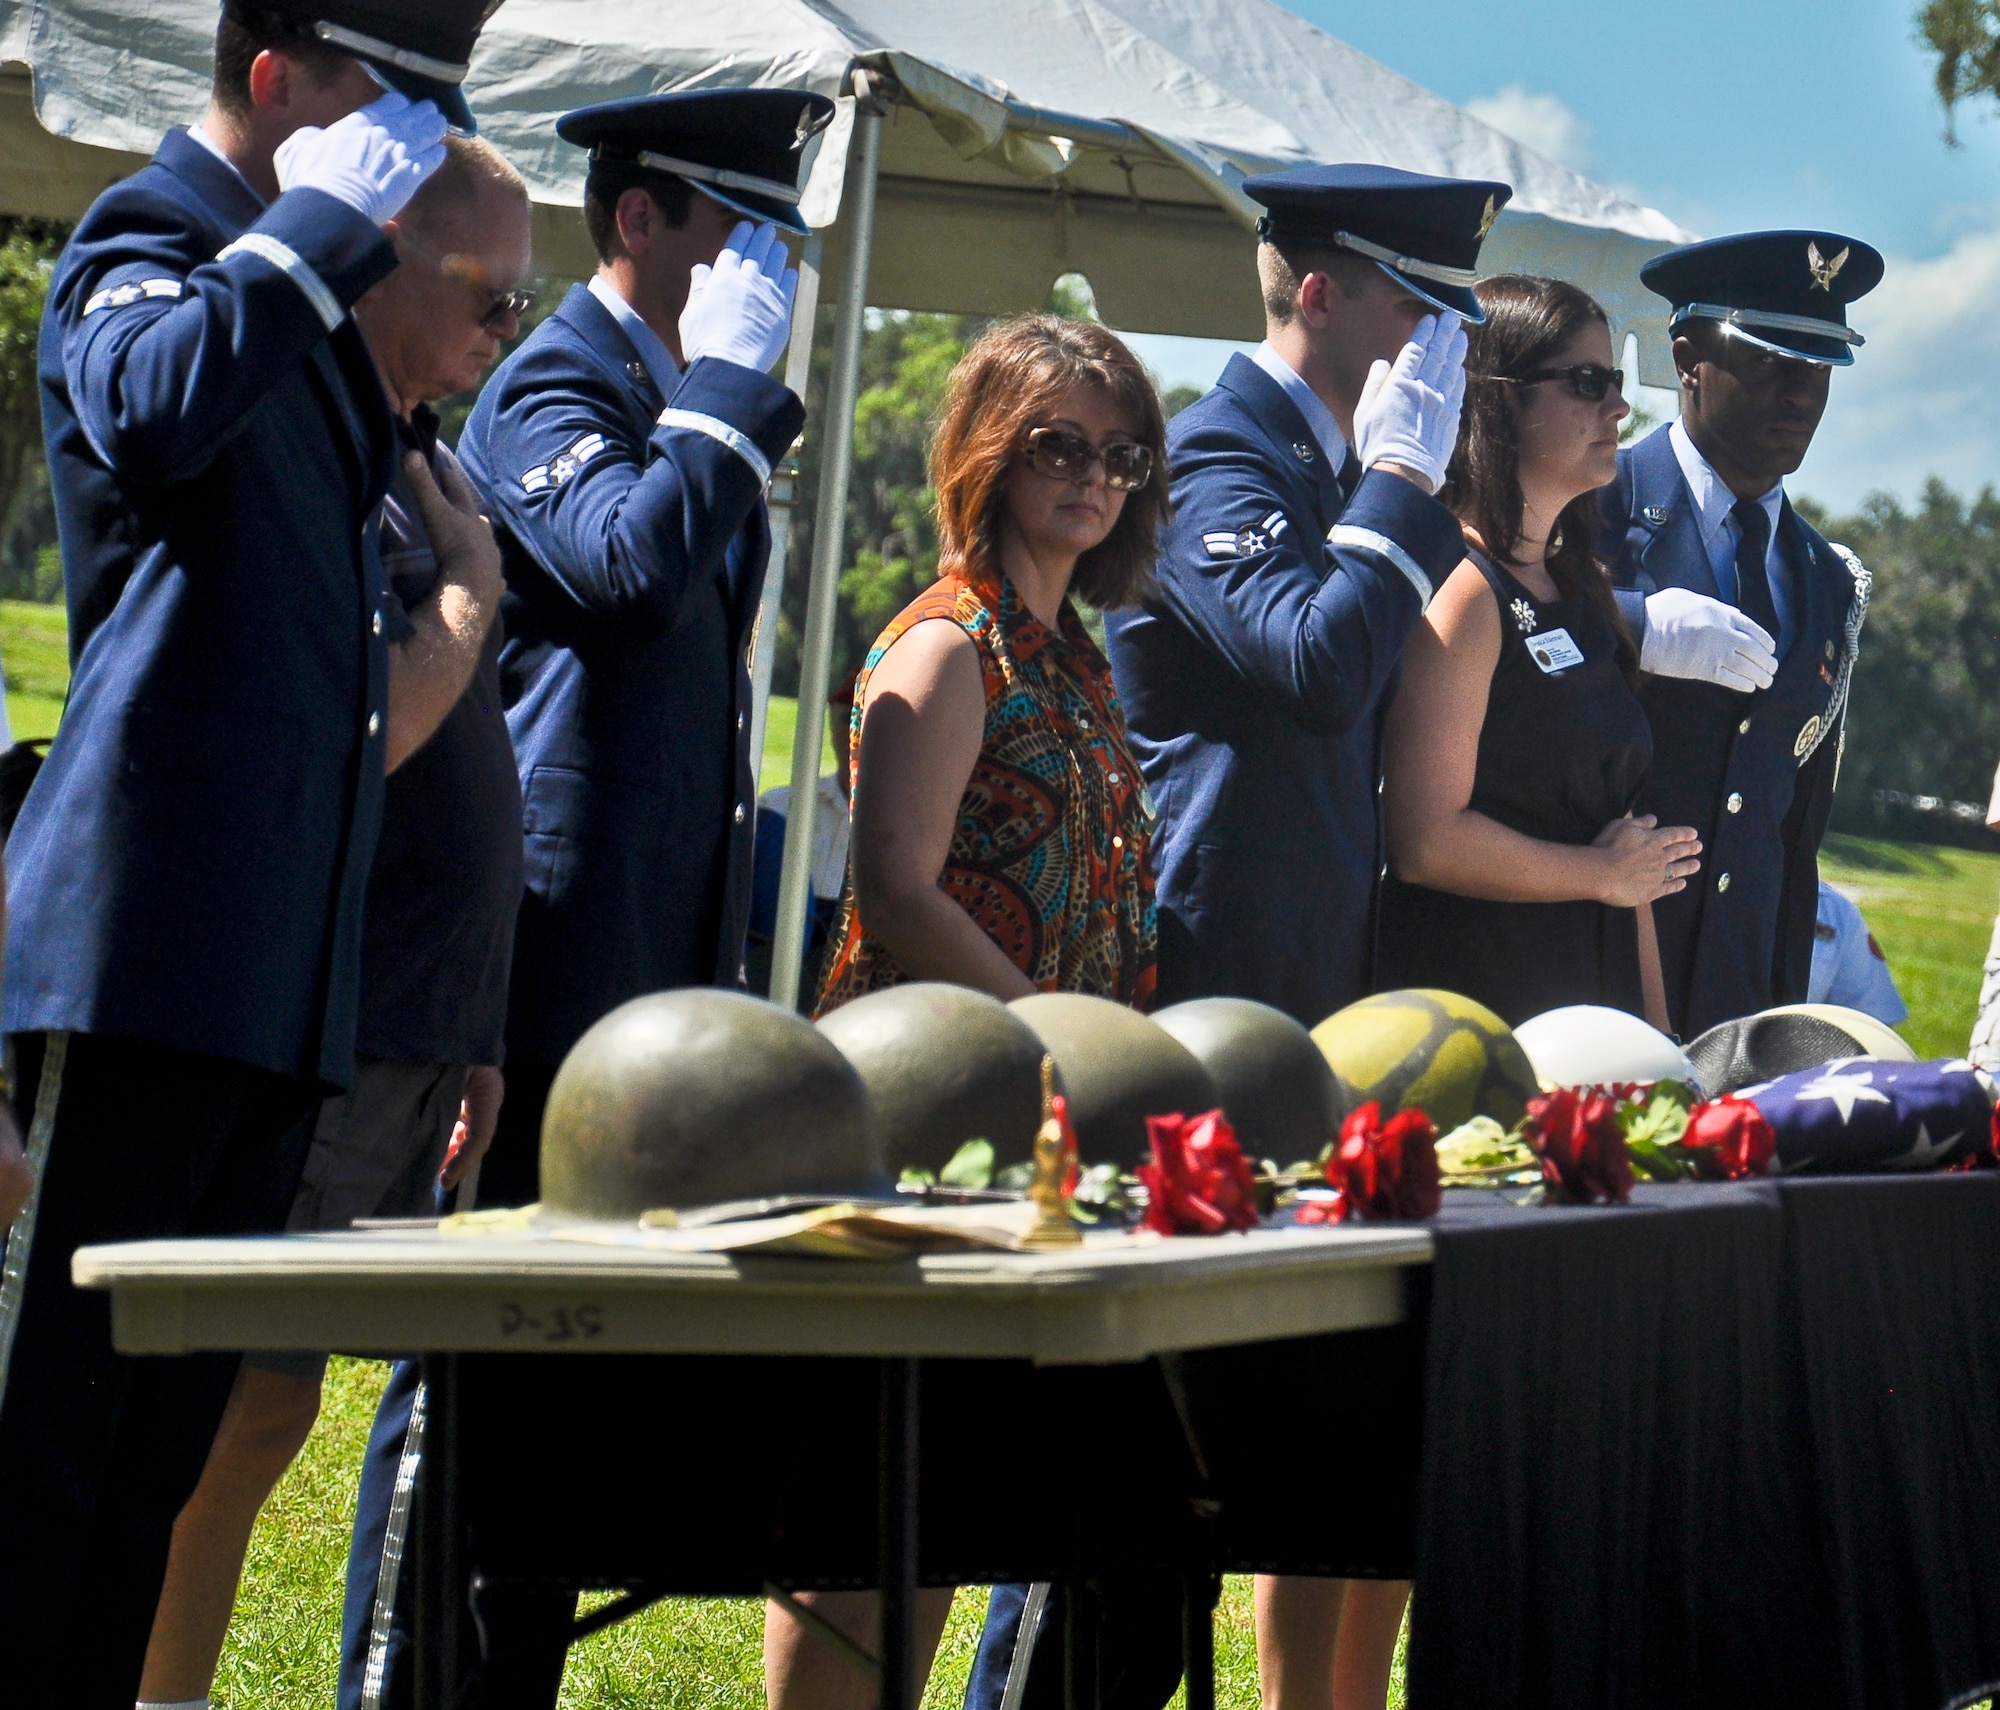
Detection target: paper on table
<box><xmin>543</xmin><ymin>1199</ymin><xmax>1153</xmax><ymax>1259</ymax></box>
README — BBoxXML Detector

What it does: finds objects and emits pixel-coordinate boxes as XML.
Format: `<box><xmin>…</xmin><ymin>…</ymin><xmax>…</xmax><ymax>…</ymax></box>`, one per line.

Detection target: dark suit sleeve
<box><xmin>472</xmin><ymin>350</ymin><xmax>803</xmax><ymax>632</ymax></box>
<box><xmin>57</xmin><ymin>186</ymin><xmax>395</xmax><ymax>485</ymax></box>
<box><xmin>1157</xmin><ymin>423</ymin><xmax>1465</xmax><ymax>736</ymax></box>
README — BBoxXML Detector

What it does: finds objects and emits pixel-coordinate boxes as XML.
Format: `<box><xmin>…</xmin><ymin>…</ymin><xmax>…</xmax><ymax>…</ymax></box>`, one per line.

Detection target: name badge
<box><xmin>1525</xmin><ymin>627</ymin><xmax>1585</xmax><ymax>674</ymax></box>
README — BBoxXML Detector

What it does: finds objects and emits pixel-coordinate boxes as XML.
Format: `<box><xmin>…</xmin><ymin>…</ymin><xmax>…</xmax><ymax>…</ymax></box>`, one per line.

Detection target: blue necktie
<box><xmin>1730</xmin><ymin>497</ymin><xmax>1780</xmax><ymax>643</ymax></box>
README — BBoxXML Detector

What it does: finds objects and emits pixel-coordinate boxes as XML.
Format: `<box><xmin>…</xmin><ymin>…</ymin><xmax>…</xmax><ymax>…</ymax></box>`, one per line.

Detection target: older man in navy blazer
<box><xmin>0</xmin><ymin>4</ymin><xmax>503</xmax><ymax>1703</ymax></box>
<box><xmin>1599</xmin><ymin>231</ymin><xmax>1880</xmax><ymax>1037</ymax></box>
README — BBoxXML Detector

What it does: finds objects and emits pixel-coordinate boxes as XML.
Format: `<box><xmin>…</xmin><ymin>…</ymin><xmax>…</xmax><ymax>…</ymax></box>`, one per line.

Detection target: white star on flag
<box><xmin>1791</xmin><ymin>1065</ymin><xmax>1892</xmax><ymax>1125</ymax></box>
<box><xmin>1888</xmin><ymin>1122</ymin><xmax>1963</xmax><ymax>1169</ymax></box>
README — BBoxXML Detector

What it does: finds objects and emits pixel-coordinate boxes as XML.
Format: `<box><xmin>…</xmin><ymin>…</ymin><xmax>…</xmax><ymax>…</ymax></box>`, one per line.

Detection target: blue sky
<box><xmin>1127</xmin><ymin>0</ymin><xmax>2000</xmax><ymax>514</ymax></box>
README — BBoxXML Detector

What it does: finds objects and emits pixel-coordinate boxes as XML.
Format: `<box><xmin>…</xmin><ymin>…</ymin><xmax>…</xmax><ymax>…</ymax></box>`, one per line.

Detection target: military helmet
<box><xmin>1687</xmin><ymin>1003</ymin><xmax>1916</xmax><ymax>1098</ymax></box>
<box><xmin>541</xmin><ymin>989</ymin><xmax>882</xmax><ymax>1219</ymax></box>
<box><xmin>817</xmin><ymin>983</ymin><xmax>1049</xmax><ymax>1176</ymax></box>
<box><xmin>1152</xmin><ymin>997</ymin><xmax>1341</xmax><ymax>1166</ymax></box>
<box><xmin>1008</xmin><ymin>993</ymin><xmax>1216</xmax><ymax>1165</ymax></box>
<box><xmin>1311</xmin><ymin>988</ymin><xmax>1538</xmax><ymax>1133</ymax></box>
<box><xmin>1513</xmin><ymin>1004</ymin><xmax>1700</xmax><ymax>1093</ymax></box>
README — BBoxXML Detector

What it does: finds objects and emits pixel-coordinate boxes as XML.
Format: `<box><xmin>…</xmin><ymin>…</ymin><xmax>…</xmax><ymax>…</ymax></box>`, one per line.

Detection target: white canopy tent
<box><xmin>0</xmin><ymin>0</ymin><xmax>1694</xmax><ymax>1004</ymax></box>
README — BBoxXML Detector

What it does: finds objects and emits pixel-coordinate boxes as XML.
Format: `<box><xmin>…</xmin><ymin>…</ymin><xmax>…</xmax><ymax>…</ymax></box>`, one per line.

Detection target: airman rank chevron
<box><xmin>1202</xmin><ymin>510</ymin><xmax>1290</xmax><ymax>559</ymax></box>
<box><xmin>83</xmin><ymin>278</ymin><xmax>185</xmax><ymax>315</ymax></box>
<box><xmin>521</xmin><ymin>432</ymin><xmax>609</xmax><ymax>494</ymax></box>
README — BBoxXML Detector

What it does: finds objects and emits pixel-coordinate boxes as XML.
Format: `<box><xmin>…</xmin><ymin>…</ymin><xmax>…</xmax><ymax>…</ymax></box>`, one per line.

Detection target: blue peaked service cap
<box><xmin>559</xmin><ymin>90</ymin><xmax>839</xmax><ymax>238</ymax></box>
<box><xmin>1643</xmin><ymin>230</ymin><xmax>1884</xmax><ymax>367</ymax></box>
<box><xmin>237</xmin><ymin>1</ymin><xmax>501</xmax><ymax>132</ymax></box>
<box><xmin>1241</xmin><ymin>163</ymin><xmax>1514</xmax><ymax>322</ymax></box>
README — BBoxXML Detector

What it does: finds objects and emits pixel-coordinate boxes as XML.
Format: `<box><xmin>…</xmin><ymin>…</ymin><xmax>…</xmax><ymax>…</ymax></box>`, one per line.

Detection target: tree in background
<box><xmin>1798</xmin><ymin>483</ymin><xmax>2000</xmax><ymax>838</ymax></box>
<box><xmin>0</xmin><ymin>220</ymin><xmax>64</xmax><ymax>601</ymax></box>
<box><xmin>1918</xmin><ymin>0</ymin><xmax>2000</xmax><ymax>141</ymax></box>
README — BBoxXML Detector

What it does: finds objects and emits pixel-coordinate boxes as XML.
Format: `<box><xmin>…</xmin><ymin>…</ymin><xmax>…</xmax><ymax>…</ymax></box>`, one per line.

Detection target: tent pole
<box><xmin>748</xmin><ymin>232</ymin><xmax>824</xmax><ymax>790</ymax></box>
<box><xmin>769</xmin><ymin>84</ymin><xmax>884</xmax><ymax>1011</ymax></box>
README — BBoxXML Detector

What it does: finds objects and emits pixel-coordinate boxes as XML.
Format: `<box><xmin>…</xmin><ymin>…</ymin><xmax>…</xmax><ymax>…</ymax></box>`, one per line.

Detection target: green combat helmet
<box><xmin>1008</xmin><ymin>993</ymin><xmax>1216</xmax><ymax>1165</ymax></box>
<box><xmin>541</xmin><ymin>989</ymin><xmax>882</xmax><ymax>1219</ymax></box>
<box><xmin>1154</xmin><ymin>996</ymin><xmax>1342</xmax><ymax>1167</ymax></box>
<box><xmin>817</xmin><ymin>983</ymin><xmax>1049</xmax><ymax>1177</ymax></box>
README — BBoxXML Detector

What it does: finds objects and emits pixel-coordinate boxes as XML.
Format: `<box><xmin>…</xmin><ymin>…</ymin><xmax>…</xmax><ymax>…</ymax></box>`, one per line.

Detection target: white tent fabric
<box><xmin>0</xmin><ymin>0</ymin><xmax>1693</xmax><ymax>379</ymax></box>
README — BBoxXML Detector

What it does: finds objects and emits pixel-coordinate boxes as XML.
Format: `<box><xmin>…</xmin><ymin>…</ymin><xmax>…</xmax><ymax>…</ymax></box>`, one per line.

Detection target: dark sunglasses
<box><xmin>1483</xmin><ymin>362</ymin><xmax>1625</xmax><ymax>402</ymax></box>
<box><xmin>1023</xmin><ymin>427</ymin><xmax>1154</xmax><ymax>492</ymax></box>
<box><xmin>396</xmin><ymin>231</ymin><xmax>535</xmax><ymax>331</ymax></box>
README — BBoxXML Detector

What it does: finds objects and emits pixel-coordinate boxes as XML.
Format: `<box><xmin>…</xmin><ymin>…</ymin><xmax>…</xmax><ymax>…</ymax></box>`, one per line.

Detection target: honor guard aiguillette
<box><xmin>1599</xmin><ymin>231</ymin><xmax>1882</xmax><ymax>1037</ymax></box>
<box><xmin>1104</xmin><ymin>165</ymin><xmax>1508</xmax><ymax>1027</ymax></box>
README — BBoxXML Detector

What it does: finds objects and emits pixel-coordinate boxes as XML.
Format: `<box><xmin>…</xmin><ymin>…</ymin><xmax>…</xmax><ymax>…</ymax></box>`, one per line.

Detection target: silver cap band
<box><xmin>314</xmin><ymin>21</ymin><xmax>468</xmax><ymax>84</ymax></box>
<box><xmin>1673</xmin><ymin>303</ymin><xmax>1864</xmax><ymax>347</ymax></box>
<box><xmin>1331</xmin><ymin>230</ymin><xmax>1479</xmax><ymax>289</ymax></box>
<box><xmin>632</xmin><ymin>149</ymin><xmax>801</xmax><ymax>206</ymax></box>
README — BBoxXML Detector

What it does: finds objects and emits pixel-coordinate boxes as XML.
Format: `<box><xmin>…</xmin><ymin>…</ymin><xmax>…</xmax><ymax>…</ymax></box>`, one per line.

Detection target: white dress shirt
<box><xmin>1669</xmin><ymin>416</ymin><xmax>1794</xmax><ymax>657</ymax></box>
<box><xmin>588</xmin><ymin>273</ymin><xmax>681</xmax><ymax>394</ymax></box>
<box><xmin>185</xmin><ymin>124</ymin><xmax>265</xmax><ymax>206</ymax></box>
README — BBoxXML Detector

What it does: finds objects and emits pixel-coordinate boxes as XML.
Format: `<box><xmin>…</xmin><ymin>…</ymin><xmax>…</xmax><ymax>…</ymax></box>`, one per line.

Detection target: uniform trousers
<box><xmin>0</xmin><ymin>1029</ymin><xmax>319</xmax><ymax>1710</ymax></box>
<box><xmin>339</xmin><ymin>1056</ymin><xmax>573</xmax><ymax>1710</ymax></box>
<box><xmin>963</xmin><ymin>1575</ymin><xmax>1208</xmax><ymax>1710</ymax></box>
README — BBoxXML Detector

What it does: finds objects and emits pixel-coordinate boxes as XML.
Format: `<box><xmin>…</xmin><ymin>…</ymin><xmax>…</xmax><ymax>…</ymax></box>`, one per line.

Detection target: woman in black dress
<box><xmin>1380</xmin><ymin>276</ymin><xmax>1701</xmax><ymax>1031</ymax></box>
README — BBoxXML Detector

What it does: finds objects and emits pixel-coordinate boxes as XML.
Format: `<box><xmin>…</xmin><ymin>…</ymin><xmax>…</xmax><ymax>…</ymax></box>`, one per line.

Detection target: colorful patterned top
<box><xmin>815</xmin><ymin>569</ymin><xmax>1158</xmax><ymax>1014</ymax></box>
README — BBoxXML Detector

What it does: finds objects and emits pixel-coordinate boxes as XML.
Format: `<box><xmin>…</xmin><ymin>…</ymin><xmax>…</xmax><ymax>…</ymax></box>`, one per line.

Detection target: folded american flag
<box><xmin>1738</xmin><ymin>1058</ymin><xmax>1998</xmax><ymax>1175</ymax></box>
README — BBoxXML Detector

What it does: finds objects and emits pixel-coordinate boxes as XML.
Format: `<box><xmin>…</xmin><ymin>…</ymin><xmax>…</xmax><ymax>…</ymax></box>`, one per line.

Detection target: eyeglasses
<box><xmin>1481</xmin><ymin>363</ymin><xmax>1625</xmax><ymax>402</ymax></box>
<box><xmin>1023</xmin><ymin>427</ymin><xmax>1154</xmax><ymax>491</ymax></box>
<box><xmin>395</xmin><ymin>231</ymin><xmax>535</xmax><ymax>331</ymax></box>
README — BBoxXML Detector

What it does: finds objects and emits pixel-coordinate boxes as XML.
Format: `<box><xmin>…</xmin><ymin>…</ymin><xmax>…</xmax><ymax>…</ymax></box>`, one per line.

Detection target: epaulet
<box><xmin>1798</xmin><ymin>541</ymin><xmax>1870</xmax><ymax>767</ymax></box>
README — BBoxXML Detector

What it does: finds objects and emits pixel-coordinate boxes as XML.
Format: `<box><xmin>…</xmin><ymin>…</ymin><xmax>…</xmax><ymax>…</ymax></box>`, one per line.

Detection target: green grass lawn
<box><xmin>1</xmin><ymin>598</ymin><xmax>69</xmax><ymax>742</ymax></box>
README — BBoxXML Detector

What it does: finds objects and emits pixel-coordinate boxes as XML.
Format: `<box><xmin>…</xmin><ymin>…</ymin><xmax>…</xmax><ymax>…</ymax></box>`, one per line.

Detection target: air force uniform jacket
<box><xmin>1105</xmin><ymin>353</ymin><xmax>1465</xmax><ymax>1026</ymax></box>
<box><xmin>1600</xmin><ymin>423</ymin><xmax>1866</xmax><ymax>1038</ymax></box>
<box><xmin>5</xmin><ymin>130</ymin><xmax>399</xmax><ymax>1086</ymax></box>
<box><xmin>457</xmin><ymin>284</ymin><xmax>804</xmax><ymax>1068</ymax></box>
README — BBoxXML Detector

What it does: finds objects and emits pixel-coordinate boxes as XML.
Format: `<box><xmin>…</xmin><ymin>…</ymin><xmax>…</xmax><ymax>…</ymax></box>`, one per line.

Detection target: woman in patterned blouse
<box><xmin>814</xmin><ymin>314</ymin><xmax>1169</xmax><ymax>1014</ymax></box>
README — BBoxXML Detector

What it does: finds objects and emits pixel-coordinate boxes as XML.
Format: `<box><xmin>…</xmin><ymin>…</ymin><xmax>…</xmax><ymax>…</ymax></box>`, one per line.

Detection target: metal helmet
<box><xmin>1153</xmin><ymin>996</ymin><xmax>1341</xmax><ymax>1166</ymax></box>
<box><xmin>1008</xmin><ymin>993</ymin><xmax>1217</xmax><ymax>1165</ymax></box>
<box><xmin>817</xmin><ymin>983</ymin><xmax>1050</xmax><ymax>1176</ymax></box>
<box><xmin>541</xmin><ymin>989</ymin><xmax>882</xmax><ymax>1219</ymax></box>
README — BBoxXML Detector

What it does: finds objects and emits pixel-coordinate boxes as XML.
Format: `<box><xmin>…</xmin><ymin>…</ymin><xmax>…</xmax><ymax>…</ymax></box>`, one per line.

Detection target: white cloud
<box><xmin>1793</xmin><ymin>219</ymin><xmax>2000</xmax><ymax>513</ymax></box>
<box><xmin>1464</xmin><ymin>85</ymin><xmax>1595</xmax><ymax>173</ymax></box>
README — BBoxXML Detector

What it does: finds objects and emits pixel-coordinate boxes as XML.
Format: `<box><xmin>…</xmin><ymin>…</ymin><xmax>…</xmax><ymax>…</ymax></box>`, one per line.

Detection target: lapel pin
<box><xmin>1824</xmin><ymin>639</ymin><xmax>1835</xmax><ymax>659</ymax></box>
<box><xmin>1643</xmin><ymin>505</ymin><xmax>1668</xmax><ymax>526</ymax></box>
<box><xmin>627</xmin><ymin>361</ymin><xmax>650</xmax><ymax>385</ymax></box>
<box><xmin>1293</xmin><ymin>441</ymin><xmax>1315</xmax><ymax>464</ymax></box>
<box><xmin>1794</xmin><ymin>715</ymin><xmax>1821</xmax><ymax>758</ymax></box>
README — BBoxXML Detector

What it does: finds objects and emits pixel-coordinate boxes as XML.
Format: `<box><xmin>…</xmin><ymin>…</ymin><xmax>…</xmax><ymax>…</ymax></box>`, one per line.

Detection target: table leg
<box><xmin>414</xmin><ymin>1354</ymin><xmax>466</xmax><ymax>1710</ymax></box>
<box><xmin>878</xmin><ymin>1356</ymin><xmax>920</xmax><ymax>1710</ymax></box>
<box><xmin>1182</xmin><ymin>1574</ymin><xmax>1215</xmax><ymax>1710</ymax></box>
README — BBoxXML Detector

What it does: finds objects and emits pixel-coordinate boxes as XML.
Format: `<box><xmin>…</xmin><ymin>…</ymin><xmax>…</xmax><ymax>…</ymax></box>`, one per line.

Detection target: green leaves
<box><xmin>1918</xmin><ymin>0</ymin><xmax>2000</xmax><ymax>143</ymax></box>
<box><xmin>899</xmin><ymin>1137</ymin><xmax>997</xmax><ymax>1190</ymax></box>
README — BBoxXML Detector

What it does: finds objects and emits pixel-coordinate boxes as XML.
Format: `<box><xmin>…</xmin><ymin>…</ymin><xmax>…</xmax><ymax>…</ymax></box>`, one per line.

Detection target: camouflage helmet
<box><xmin>541</xmin><ymin>989</ymin><xmax>882</xmax><ymax>1218</ymax></box>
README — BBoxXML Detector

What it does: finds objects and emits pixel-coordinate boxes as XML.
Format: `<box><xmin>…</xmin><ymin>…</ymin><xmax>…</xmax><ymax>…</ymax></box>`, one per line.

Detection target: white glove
<box><xmin>274</xmin><ymin>91</ymin><xmax>448</xmax><ymax>226</ymax></box>
<box><xmin>1352</xmin><ymin>312</ymin><xmax>1469</xmax><ymax>495</ymax></box>
<box><xmin>1639</xmin><ymin>587</ymin><xmax>1778</xmax><ymax>692</ymax></box>
<box><xmin>678</xmin><ymin>222</ymin><xmax>799</xmax><ymax>373</ymax></box>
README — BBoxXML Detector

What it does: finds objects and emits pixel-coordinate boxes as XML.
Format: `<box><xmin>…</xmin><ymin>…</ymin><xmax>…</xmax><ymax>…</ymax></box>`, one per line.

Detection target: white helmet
<box><xmin>1513</xmin><ymin>1004</ymin><xmax>1701</xmax><ymax>1094</ymax></box>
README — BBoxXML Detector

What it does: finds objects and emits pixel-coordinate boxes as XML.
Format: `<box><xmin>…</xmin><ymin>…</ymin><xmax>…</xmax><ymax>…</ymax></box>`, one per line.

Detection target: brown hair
<box><xmin>583</xmin><ymin>168</ymin><xmax>695</xmax><ymax>262</ymax></box>
<box><xmin>213</xmin><ymin>6</ymin><xmax>349</xmax><ymax>120</ymax></box>
<box><xmin>1256</xmin><ymin>240</ymin><xmax>1378</xmax><ymax>327</ymax></box>
<box><xmin>1439</xmin><ymin>274</ymin><xmax>1638</xmax><ymax>682</ymax></box>
<box><xmin>929</xmin><ymin>314</ymin><xmax>1169</xmax><ymax>610</ymax></box>
<box><xmin>400</xmin><ymin>134</ymin><xmax>528</xmax><ymax>247</ymax></box>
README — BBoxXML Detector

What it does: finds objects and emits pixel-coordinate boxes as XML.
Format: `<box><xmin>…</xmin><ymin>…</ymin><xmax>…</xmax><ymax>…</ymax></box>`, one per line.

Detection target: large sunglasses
<box><xmin>1023</xmin><ymin>427</ymin><xmax>1154</xmax><ymax>492</ymax></box>
<box><xmin>1483</xmin><ymin>362</ymin><xmax>1625</xmax><ymax>402</ymax></box>
<box><xmin>396</xmin><ymin>231</ymin><xmax>535</xmax><ymax>331</ymax></box>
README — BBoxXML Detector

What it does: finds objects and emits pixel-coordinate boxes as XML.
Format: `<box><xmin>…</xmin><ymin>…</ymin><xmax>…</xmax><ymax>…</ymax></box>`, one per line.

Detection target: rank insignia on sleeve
<box><xmin>1203</xmin><ymin>510</ymin><xmax>1288</xmax><ymax>558</ymax></box>
<box><xmin>521</xmin><ymin>431</ymin><xmax>608</xmax><ymax>494</ymax></box>
<box><xmin>1794</xmin><ymin>715</ymin><xmax>1822</xmax><ymax>758</ymax></box>
<box><xmin>83</xmin><ymin>277</ymin><xmax>185</xmax><ymax>315</ymax></box>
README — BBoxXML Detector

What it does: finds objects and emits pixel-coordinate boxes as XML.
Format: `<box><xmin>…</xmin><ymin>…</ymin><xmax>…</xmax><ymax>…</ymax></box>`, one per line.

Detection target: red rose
<box><xmin>1679</xmin><ymin>1096</ymin><xmax>1776</xmax><ymax>1181</ymax></box>
<box><xmin>1331</xmin><ymin>1101</ymin><xmax>1442</xmax><ymax>1221</ymax></box>
<box><xmin>1138</xmin><ymin>1108</ymin><xmax>1260</xmax><ymax>1236</ymax></box>
<box><xmin>1525</xmin><ymin>1088</ymin><xmax>1633</xmax><ymax>1205</ymax></box>
<box><xmin>1295</xmin><ymin>1192</ymin><xmax>1347</xmax><ymax>1225</ymax></box>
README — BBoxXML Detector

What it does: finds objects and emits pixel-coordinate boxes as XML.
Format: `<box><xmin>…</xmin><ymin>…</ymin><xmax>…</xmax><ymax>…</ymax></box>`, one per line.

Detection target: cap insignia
<box><xmin>1476</xmin><ymin>194</ymin><xmax>1499</xmax><ymax>241</ymax></box>
<box><xmin>1807</xmin><ymin>240</ymin><xmax>1850</xmax><ymax>293</ymax></box>
<box><xmin>794</xmin><ymin>102</ymin><xmax>833</xmax><ymax>151</ymax></box>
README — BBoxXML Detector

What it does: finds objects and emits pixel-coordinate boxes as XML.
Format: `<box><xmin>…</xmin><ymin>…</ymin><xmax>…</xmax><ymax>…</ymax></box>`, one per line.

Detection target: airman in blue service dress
<box><xmin>1104</xmin><ymin>166</ymin><xmax>1507</xmax><ymax>1029</ymax></box>
<box><xmin>1599</xmin><ymin>232</ymin><xmax>1880</xmax><ymax>1037</ymax></box>
<box><xmin>972</xmin><ymin>166</ymin><xmax>1504</xmax><ymax>1710</ymax></box>
<box><xmin>338</xmin><ymin>89</ymin><xmax>832</xmax><ymax>1710</ymax></box>
<box><xmin>0</xmin><ymin>4</ymin><xmax>496</xmax><ymax>1702</ymax></box>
